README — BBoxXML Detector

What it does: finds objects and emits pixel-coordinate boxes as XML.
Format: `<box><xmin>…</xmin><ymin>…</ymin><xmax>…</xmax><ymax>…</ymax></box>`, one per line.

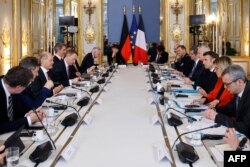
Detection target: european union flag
<box><xmin>129</xmin><ymin>14</ymin><xmax>138</xmax><ymax>56</ymax></box>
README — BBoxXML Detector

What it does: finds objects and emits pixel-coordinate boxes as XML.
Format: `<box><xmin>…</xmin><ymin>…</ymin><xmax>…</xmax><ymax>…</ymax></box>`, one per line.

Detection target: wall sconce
<box><xmin>1</xmin><ymin>22</ymin><xmax>10</xmax><ymax>57</ymax></box>
<box><xmin>171</xmin><ymin>0</ymin><xmax>183</xmax><ymax>43</ymax></box>
<box><xmin>84</xmin><ymin>0</ymin><xmax>96</xmax><ymax>43</ymax></box>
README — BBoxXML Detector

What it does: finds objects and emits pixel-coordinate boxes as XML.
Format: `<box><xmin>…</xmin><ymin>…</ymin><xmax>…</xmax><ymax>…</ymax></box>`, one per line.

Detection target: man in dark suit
<box><xmin>183</xmin><ymin>46</ymin><xmax>204</xmax><ymax>84</ymax></box>
<box><xmin>204</xmin><ymin>65</ymin><xmax>250</xmax><ymax>138</ymax></box>
<box><xmin>0</xmin><ymin>66</ymin><xmax>44</xmax><ymax>134</ymax></box>
<box><xmin>194</xmin><ymin>51</ymin><xmax>218</xmax><ymax>95</ymax></box>
<box><xmin>80</xmin><ymin>47</ymin><xmax>101</xmax><ymax>73</ymax></box>
<box><xmin>53</xmin><ymin>43</ymin><xmax>67</xmax><ymax>63</ymax></box>
<box><xmin>19</xmin><ymin>55</ymin><xmax>63</xmax><ymax>110</ymax></box>
<box><xmin>50</xmin><ymin>49</ymin><xmax>80</xmax><ymax>86</ymax></box>
<box><xmin>154</xmin><ymin>45</ymin><xmax>168</xmax><ymax>64</ymax></box>
<box><xmin>174</xmin><ymin>45</ymin><xmax>194</xmax><ymax>76</ymax></box>
<box><xmin>148</xmin><ymin>43</ymin><xmax>157</xmax><ymax>63</ymax></box>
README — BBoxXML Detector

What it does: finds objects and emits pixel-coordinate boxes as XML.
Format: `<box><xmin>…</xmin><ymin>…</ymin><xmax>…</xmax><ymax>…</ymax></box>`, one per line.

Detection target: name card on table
<box><xmin>83</xmin><ymin>114</ymin><xmax>93</xmax><ymax>125</ymax></box>
<box><xmin>115</xmin><ymin>69</ymin><xmax>119</xmax><ymax>73</ymax></box>
<box><xmin>61</xmin><ymin>144</ymin><xmax>76</xmax><ymax>162</ymax></box>
<box><xmin>142</xmin><ymin>65</ymin><xmax>149</xmax><ymax>68</ymax></box>
<box><xmin>118</xmin><ymin>65</ymin><xmax>127</xmax><ymax>68</ymax></box>
<box><xmin>94</xmin><ymin>98</ymin><xmax>103</xmax><ymax>105</ymax></box>
<box><xmin>152</xmin><ymin>114</ymin><xmax>162</xmax><ymax>125</ymax></box>
<box><xmin>103</xmin><ymin>87</ymin><xmax>109</xmax><ymax>92</ymax></box>
<box><xmin>155</xmin><ymin>144</ymin><xmax>173</xmax><ymax>163</ymax></box>
<box><xmin>148</xmin><ymin>97</ymin><xmax>156</xmax><ymax>105</ymax></box>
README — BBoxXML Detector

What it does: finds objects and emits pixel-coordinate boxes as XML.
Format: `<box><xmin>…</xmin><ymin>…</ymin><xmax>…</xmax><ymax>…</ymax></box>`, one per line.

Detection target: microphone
<box><xmin>163</xmin><ymin>107</ymin><xmax>197</xmax><ymax>122</ymax></box>
<box><xmin>97</xmin><ymin>78</ymin><xmax>106</xmax><ymax>84</ymax></box>
<box><xmin>172</xmin><ymin>124</ymin><xmax>221</xmax><ymax>149</ymax></box>
<box><xmin>89</xmin><ymin>85</ymin><xmax>100</xmax><ymax>93</ymax></box>
<box><xmin>236</xmin><ymin>137</ymin><xmax>248</xmax><ymax>151</ymax></box>
<box><xmin>151</xmin><ymin>72</ymin><xmax>158</xmax><ymax>78</ymax></box>
<box><xmin>102</xmin><ymin>72</ymin><xmax>109</xmax><ymax>78</ymax></box>
<box><xmin>45</xmin><ymin>100</ymin><xmax>80</xmax><ymax>118</ymax></box>
<box><xmin>71</xmin><ymin>86</ymin><xmax>91</xmax><ymax>107</ymax></box>
<box><xmin>71</xmin><ymin>86</ymin><xmax>91</xmax><ymax>97</ymax></box>
<box><xmin>172</xmin><ymin>124</ymin><xmax>220</xmax><ymax>164</ymax></box>
<box><xmin>29</xmin><ymin>109</ymin><xmax>56</xmax><ymax>163</ymax></box>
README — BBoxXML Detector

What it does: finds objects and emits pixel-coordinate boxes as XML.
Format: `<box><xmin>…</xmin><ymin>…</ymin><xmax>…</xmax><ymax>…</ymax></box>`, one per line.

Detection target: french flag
<box><xmin>134</xmin><ymin>14</ymin><xmax>148</xmax><ymax>65</ymax></box>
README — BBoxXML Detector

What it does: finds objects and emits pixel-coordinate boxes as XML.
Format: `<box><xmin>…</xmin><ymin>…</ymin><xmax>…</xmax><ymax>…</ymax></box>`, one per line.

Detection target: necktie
<box><xmin>236</xmin><ymin>96</ymin><xmax>241</xmax><ymax>111</ymax></box>
<box><xmin>8</xmin><ymin>96</ymin><xmax>13</xmax><ymax>121</ymax></box>
<box><xmin>188</xmin><ymin>62</ymin><xmax>197</xmax><ymax>78</ymax></box>
<box><xmin>156</xmin><ymin>54</ymin><xmax>160</xmax><ymax>63</ymax></box>
<box><xmin>47</xmin><ymin>71</ymin><xmax>51</xmax><ymax>80</ymax></box>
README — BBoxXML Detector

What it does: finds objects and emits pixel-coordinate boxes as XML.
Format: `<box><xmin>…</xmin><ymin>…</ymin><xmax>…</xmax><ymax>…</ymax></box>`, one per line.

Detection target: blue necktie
<box><xmin>8</xmin><ymin>96</ymin><xmax>13</xmax><ymax>121</ymax></box>
<box><xmin>236</xmin><ymin>96</ymin><xmax>241</xmax><ymax>111</ymax></box>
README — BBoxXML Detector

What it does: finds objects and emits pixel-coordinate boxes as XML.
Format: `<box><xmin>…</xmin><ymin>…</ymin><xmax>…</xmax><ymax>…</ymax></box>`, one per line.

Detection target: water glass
<box><xmin>6</xmin><ymin>147</ymin><xmax>19</xmax><ymax>167</ymax></box>
<box><xmin>46</xmin><ymin>108</ymin><xmax>56</xmax><ymax>134</ymax></box>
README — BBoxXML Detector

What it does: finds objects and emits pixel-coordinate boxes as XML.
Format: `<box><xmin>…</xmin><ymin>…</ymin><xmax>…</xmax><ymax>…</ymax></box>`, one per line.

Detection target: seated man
<box><xmin>154</xmin><ymin>45</ymin><xmax>168</xmax><ymax>64</ymax></box>
<box><xmin>50</xmin><ymin>49</ymin><xmax>80</xmax><ymax>86</ymax></box>
<box><xmin>183</xmin><ymin>46</ymin><xmax>204</xmax><ymax>84</ymax></box>
<box><xmin>174</xmin><ymin>45</ymin><xmax>194</xmax><ymax>77</ymax></box>
<box><xmin>0</xmin><ymin>66</ymin><xmax>45</xmax><ymax>134</ymax></box>
<box><xmin>204</xmin><ymin>65</ymin><xmax>250</xmax><ymax>138</ymax></box>
<box><xmin>194</xmin><ymin>51</ymin><xmax>218</xmax><ymax>96</ymax></box>
<box><xmin>80</xmin><ymin>47</ymin><xmax>101</xmax><ymax>74</ymax></box>
<box><xmin>19</xmin><ymin>56</ymin><xmax>63</xmax><ymax>109</ymax></box>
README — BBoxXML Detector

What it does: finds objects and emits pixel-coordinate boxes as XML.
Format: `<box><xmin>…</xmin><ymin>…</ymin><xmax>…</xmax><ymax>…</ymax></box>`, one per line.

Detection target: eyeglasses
<box><xmin>223</xmin><ymin>79</ymin><xmax>238</xmax><ymax>87</ymax></box>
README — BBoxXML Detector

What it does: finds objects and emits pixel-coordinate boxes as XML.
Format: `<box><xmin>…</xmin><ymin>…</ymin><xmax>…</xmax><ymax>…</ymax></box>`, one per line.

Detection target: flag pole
<box><xmin>123</xmin><ymin>5</ymin><xmax>126</xmax><ymax>15</ymax></box>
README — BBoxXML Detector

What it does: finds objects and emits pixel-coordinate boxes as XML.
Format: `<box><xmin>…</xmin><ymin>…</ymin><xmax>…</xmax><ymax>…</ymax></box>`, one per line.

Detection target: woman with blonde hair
<box><xmin>193</xmin><ymin>56</ymin><xmax>234</xmax><ymax>108</ymax></box>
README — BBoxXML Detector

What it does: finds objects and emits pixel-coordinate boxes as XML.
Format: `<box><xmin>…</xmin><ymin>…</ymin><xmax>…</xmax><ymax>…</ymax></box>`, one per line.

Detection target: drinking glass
<box><xmin>6</xmin><ymin>147</ymin><xmax>19</xmax><ymax>167</ymax></box>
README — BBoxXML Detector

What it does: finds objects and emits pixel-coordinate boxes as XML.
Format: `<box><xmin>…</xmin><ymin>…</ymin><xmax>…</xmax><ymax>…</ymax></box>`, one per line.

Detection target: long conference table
<box><xmin>0</xmin><ymin>65</ymin><xmax>230</xmax><ymax>167</ymax></box>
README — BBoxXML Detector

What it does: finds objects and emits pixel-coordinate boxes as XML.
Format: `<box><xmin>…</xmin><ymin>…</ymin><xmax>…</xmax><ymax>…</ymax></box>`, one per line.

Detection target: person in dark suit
<box><xmin>108</xmin><ymin>44</ymin><xmax>126</xmax><ymax>65</ymax></box>
<box><xmin>80</xmin><ymin>47</ymin><xmax>101</xmax><ymax>73</ymax></box>
<box><xmin>204</xmin><ymin>65</ymin><xmax>250</xmax><ymax>138</ymax></box>
<box><xmin>194</xmin><ymin>51</ymin><xmax>218</xmax><ymax>96</ymax></box>
<box><xmin>0</xmin><ymin>66</ymin><xmax>45</xmax><ymax>134</ymax></box>
<box><xmin>183</xmin><ymin>46</ymin><xmax>204</xmax><ymax>84</ymax></box>
<box><xmin>53</xmin><ymin>43</ymin><xmax>67</xmax><ymax>63</ymax></box>
<box><xmin>19</xmin><ymin>55</ymin><xmax>63</xmax><ymax>110</ymax></box>
<box><xmin>50</xmin><ymin>49</ymin><xmax>80</xmax><ymax>86</ymax></box>
<box><xmin>174</xmin><ymin>45</ymin><xmax>194</xmax><ymax>76</ymax></box>
<box><xmin>66</xmin><ymin>46</ymin><xmax>81</xmax><ymax>77</ymax></box>
<box><xmin>154</xmin><ymin>45</ymin><xmax>168</xmax><ymax>64</ymax></box>
<box><xmin>148</xmin><ymin>43</ymin><xmax>157</xmax><ymax>63</ymax></box>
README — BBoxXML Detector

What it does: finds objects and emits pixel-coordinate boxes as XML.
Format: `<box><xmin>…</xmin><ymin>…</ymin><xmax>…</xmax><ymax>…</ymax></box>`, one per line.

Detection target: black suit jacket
<box><xmin>148</xmin><ymin>47</ymin><xmax>157</xmax><ymax>63</ymax></box>
<box><xmin>0</xmin><ymin>77</ymin><xmax>29</xmax><ymax>134</ymax></box>
<box><xmin>156</xmin><ymin>51</ymin><xmax>169</xmax><ymax>64</ymax></box>
<box><xmin>174</xmin><ymin>54</ymin><xmax>194</xmax><ymax>76</ymax></box>
<box><xmin>193</xmin><ymin>68</ymin><xmax>218</xmax><ymax>94</ymax></box>
<box><xmin>50</xmin><ymin>60</ymin><xmax>76</xmax><ymax>86</ymax></box>
<box><xmin>215</xmin><ymin>81</ymin><xmax>250</xmax><ymax>138</ymax></box>
<box><xmin>30</xmin><ymin>68</ymin><xmax>49</xmax><ymax>96</ymax></box>
<box><xmin>80</xmin><ymin>53</ymin><xmax>94</xmax><ymax>73</ymax></box>
<box><xmin>190</xmin><ymin>60</ymin><xmax>204</xmax><ymax>82</ymax></box>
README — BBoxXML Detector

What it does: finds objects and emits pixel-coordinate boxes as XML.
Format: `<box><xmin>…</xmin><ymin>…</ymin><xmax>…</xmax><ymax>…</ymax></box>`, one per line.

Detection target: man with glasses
<box><xmin>204</xmin><ymin>65</ymin><xmax>250</xmax><ymax>138</ymax></box>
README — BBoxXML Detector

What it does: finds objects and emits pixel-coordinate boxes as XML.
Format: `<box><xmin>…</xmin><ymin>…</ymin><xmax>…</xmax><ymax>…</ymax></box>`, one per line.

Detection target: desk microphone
<box><xmin>151</xmin><ymin>72</ymin><xmax>158</xmax><ymax>78</ymax></box>
<box><xmin>172</xmin><ymin>123</ymin><xmax>221</xmax><ymax>149</ymax></box>
<box><xmin>97</xmin><ymin>78</ymin><xmax>106</xmax><ymax>84</ymax></box>
<box><xmin>71</xmin><ymin>86</ymin><xmax>91</xmax><ymax>97</ymax></box>
<box><xmin>45</xmin><ymin>100</ymin><xmax>80</xmax><ymax>118</ymax></box>
<box><xmin>71</xmin><ymin>86</ymin><xmax>91</xmax><ymax>107</ymax></box>
<box><xmin>89</xmin><ymin>85</ymin><xmax>100</xmax><ymax>93</ymax></box>
<box><xmin>163</xmin><ymin>107</ymin><xmax>197</xmax><ymax>122</ymax></box>
<box><xmin>29</xmin><ymin>109</ymin><xmax>56</xmax><ymax>163</ymax></box>
<box><xmin>172</xmin><ymin>124</ymin><xmax>220</xmax><ymax>164</ymax></box>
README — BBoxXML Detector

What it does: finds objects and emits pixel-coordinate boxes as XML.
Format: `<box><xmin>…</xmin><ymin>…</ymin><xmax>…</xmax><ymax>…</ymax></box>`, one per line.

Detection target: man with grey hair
<box><xmin>80</xmin><ymin>47</ymin><xmax>101</xmax><ymax>73</ymax></box>
<box><xmin>204</xmin><ymin>65</ymin><xmax>250</xmax><ymax>138</ymax></box>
